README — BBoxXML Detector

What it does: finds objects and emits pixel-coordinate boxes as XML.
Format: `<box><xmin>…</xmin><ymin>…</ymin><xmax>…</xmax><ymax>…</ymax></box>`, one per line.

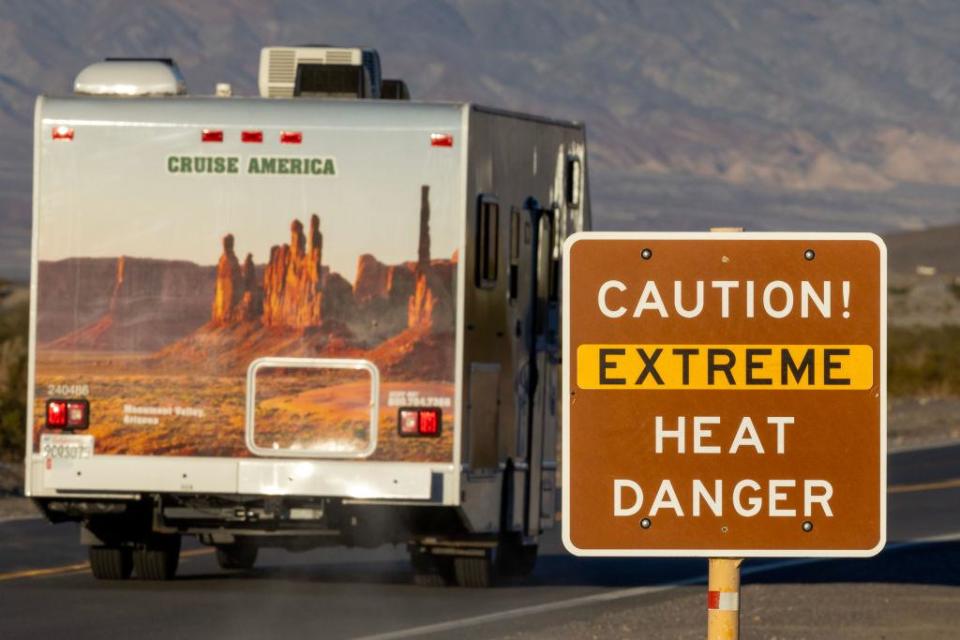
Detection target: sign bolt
<box><xmin>802</xmin><ymin>520</ymin><xmax>813</xmax><ymax>532</ymax></box>
<box><xmin>640</xmin><ymin>517</ymin><xmax>652</xmax><ymax>529</ymax></box>
<box><xmin>641</xmin><ymin>248</ymin><xmax>653</xmax><ymax>260</ymax></box>
<box><xmin>803</xmin><ymin>249</ymin><xmax>816</xmax><ymax>261</ymax></box>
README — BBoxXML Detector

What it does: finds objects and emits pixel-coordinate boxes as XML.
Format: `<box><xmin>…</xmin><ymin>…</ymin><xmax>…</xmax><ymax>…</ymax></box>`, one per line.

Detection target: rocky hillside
<box><xmin>36</xmin><ymin>257</ymin><xmax>215</xmax><ymax>351</ymax></box>
<box><xmin>4</xmin><ymin>1</ymin><xmax>960</xmax><ymax>281</ymax></box>
<box><xmin>883</xmin><ymin>224</ymin><xmax>960</xmax><ymax>328</ymax></box>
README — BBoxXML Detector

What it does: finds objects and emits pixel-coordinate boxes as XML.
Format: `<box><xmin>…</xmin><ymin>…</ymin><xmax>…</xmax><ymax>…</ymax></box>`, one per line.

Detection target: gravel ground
<box><xmin>494</xmin><ymin>541</ymin><xmax>960</xmax><ymax>640</ymax></box>
<box><xmin>493</xmin><ymin>582</ymin><xmax>960</xmax><ymax>640</ymax></box>
<box><xmin>888</xmin><ymin>396</ymin><xmax>960</xmax><ymax>449</ymax></box>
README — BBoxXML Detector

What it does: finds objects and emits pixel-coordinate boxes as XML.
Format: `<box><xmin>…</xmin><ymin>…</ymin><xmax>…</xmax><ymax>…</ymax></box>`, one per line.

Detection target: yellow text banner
<box><xmin>576</xmin><ymin>344</ymin><xmax>874</xmax><ymax>390</ymax></box>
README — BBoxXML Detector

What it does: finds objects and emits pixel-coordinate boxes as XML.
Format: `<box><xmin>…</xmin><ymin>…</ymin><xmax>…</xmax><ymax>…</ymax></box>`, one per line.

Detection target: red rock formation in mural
<box><xmin>211</xmin><ymin>234</ymin><xmax>242</xmax><ymax>325</ymax></box>
<box><xmin>408</xmin><ymin>262</ymin><xmax>455</xmax><ymax>331</ymax></box>
<box><xmin>262</xmin><ymin>215</ymin><xmax>324</xmax><ymax>328</ymax></box>
<box><xmin>418</xmin><ymin>185</ymin><xmax>431</xmax><ymax>268</ymax></box>
<box><xmin>354</xmin><ymin>255</ymin><xmax>416</xmax><ymax>305</ymax></box>
<box><xmin>234</xmin><ymin>253</ymin><xmax>262</xmax><ymax>322</ymax></box>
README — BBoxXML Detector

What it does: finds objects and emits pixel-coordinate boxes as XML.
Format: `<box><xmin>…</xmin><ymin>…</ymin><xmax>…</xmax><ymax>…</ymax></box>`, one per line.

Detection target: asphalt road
<box><xmin>0</xmin><ymin>443</ymin><xmax>957</xmax><ymax>640</ymax></box>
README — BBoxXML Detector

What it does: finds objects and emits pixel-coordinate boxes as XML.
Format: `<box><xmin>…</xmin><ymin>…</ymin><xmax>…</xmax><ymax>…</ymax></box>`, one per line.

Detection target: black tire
<box><xmin>133</xmin><ymin>535</ymin><xmax>181</xmax><ymax>580</ymax></box>
<box><xmin>413</xmin><ymin>571</ymin><xmax>448</xmax><ymax>587</ymax></box>
<box><xmin>410</xmin><ymin>547</ymin><xmax>452</xmax><ymax>587</ymax></box>
<box><xmin>453</xmin><ymin>554</ymin><xmax>494</xmax><ymax>588</ymax></box>
<box><xmin>499</xmin><ymin>540</ymin><xmax>538</xmax><ymax>578</ymax></box>
<box><xmin>216</xmin><ymin>541</ymin><xmax>258</xmax><ymax>570</ymax></box>
<box><xmin>89</xmin><ymin>546</ymin><xmax>133</xmax><ymax>580</ymax></box>
<box><xmin>516</xmin><ymin>544</ymin><xmax>537</xmax><ymax>577</ymax></box>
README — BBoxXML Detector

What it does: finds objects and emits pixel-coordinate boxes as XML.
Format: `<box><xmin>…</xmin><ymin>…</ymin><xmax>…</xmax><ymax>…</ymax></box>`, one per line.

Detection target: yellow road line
<box><xmin>0</xmin><ymin>547</ymin><xmax>214</xmax><ymax>583</ymax></box>
<box><xmin>889</xmin><ymin>477</ymin><xmax>960</xmax><ymax>494</ymax></box>
<box><xmin>0</xmin><ymin>561</ymin><xmax>90</xmax><ymax>582</ymax></box>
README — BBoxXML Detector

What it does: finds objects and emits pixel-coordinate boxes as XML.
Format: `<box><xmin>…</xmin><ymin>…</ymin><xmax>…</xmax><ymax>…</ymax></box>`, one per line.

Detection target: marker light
<box><xmin>52</xmin><ymin>126</ymin><xmax>74</xmax><ymax>141</ymax></box>
<box><xmin>430</xmin><ymin>133</ymin><xmax>454</xmax><ymax>147</ymax></box>
<box><xmin>280</xmin><ymin>131</ymin><xmax>303</xmax><ymax>144</ymax></box>
<box><xmin>241</xmin><ymin>130</ymin><xmax>263</xmax><ymax>143</ymax></box>
<box><xmin>201</xmin><ymin>129</ymin><xmax>224</xmax><ymax>142</ymax></box>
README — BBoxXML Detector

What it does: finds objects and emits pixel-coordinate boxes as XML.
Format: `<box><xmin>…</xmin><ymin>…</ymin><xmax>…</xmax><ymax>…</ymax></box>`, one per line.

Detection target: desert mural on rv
<box><xmin>34</xmin><ymin>133</ymin><xmax>459</xmax><ymax>462</ymax></box>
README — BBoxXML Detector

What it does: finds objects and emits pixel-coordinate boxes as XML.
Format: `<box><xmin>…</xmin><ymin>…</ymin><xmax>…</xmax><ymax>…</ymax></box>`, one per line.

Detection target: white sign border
<box><xmin>560</xmin><ymin>231</ymin><xmax>887</xmax><ymax>558</ymax></box>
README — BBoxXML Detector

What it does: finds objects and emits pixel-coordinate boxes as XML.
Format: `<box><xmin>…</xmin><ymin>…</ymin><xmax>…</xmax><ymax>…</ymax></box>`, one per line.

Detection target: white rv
<box><xmin>26</xmin><ymin>47</ymin><xmax>590</xmax><ymax>586</ymax></box>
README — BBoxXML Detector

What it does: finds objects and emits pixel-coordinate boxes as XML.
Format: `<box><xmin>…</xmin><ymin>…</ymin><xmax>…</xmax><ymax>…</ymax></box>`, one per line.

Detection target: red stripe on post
<box><xmin>707</xmin><ymin>590</ymin><xmax>740</xmax><ymax>611</ymax></box>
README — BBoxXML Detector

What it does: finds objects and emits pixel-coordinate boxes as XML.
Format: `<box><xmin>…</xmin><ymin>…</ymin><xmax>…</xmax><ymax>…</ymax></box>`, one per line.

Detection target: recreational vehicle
<box><xmin>26</xmin><ymin>47</ymin><xmax>590</xmax><ymax>587</ymax></box>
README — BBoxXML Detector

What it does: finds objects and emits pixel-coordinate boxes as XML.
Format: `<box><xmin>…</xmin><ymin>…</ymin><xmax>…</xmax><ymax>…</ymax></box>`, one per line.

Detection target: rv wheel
<box><xmin>410</xmin><ymin>547</ymin><xmax>452</xmax><ymax>587</ymax></box>
<box><xmin>133</xmin><ymin>534</ymin><xmax>181</xmax><ymax>580</ymax></box>
<box><xmin>453</xmin><ymin>553</ymin><xmax>495</xmax><ymax>588</ymax></box>
<box><xmin>89</xmin><ymin>546</ymin><xmax>133</xmax><ymax>580</ymax></box>
<box><xmin>498</xmin><ymin>537</ymin><xmax>538</xmax><ymax>578</ymax></box>
<box><xmin>216</xmin><ymin>540</ymin><xmax>258</xmax><ymax>570</ymax></box>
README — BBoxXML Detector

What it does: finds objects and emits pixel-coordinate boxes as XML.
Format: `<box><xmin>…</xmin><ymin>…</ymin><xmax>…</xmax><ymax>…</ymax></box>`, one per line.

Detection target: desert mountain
<box><xmin>38</xmin><ymin>256</ymin><xmax>215</xmax><ymax>351</ymax></box>
<box><xmin>5</xmin><ymin>1</ymin><xmax>960</xmax><ymax>280</ymax></box>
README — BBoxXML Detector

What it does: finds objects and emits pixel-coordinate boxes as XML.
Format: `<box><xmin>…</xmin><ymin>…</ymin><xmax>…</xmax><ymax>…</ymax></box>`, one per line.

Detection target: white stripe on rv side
<box><xmin>451</xmin><ymin>104</ymin><xmax>470</xmax><ymax>502</ymax></box>
<box><xmin>24</xmin><ymin>96</ymin><xmax>45</xmax><ymax>497</ymax></box>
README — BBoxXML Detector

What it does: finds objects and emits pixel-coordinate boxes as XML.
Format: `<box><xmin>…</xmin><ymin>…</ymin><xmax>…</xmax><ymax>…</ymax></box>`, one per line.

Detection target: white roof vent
<box><xmin>74</xmin><ymin>58</ymin><xmax>186</xmax><ymax>97</ymax></box>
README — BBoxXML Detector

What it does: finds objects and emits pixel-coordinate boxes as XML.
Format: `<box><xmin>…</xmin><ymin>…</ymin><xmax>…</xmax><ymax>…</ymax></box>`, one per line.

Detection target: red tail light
<box><xmin>418</xmin><ymin>409</ymin><xmax>440</xmax><ymax>435</ymax></box>
<box><xmin>397</xmin><ymin>408</ymin><xmax>442</xmax><ymax>437</ymax></box>
<box><xmin>46</xmin><ymin>399</ymin><xmax>89</xmax><ymax>430</ymax></box>
<box><xmin>280</xmin><ymin>131</ymin><xmax>303</xmax><ymax>144</ymax></box>
<box><xmin>46</xmin><ymin>400</ymin><xmax>67</xmax><ymax>427</ymax></box>
<box><xmin>430</xmin><ymin>133</ymin><xmax>454</xmax><ymax>147</ymax></box>
<box><xmin>201</xmin><ymin>129</ymin><xmax>224</xmax><ymax>142</ymax></box>
<box><xmin>241</xmin><ymin>130</ymin><xmax>263</xmax><ymax>143</ymax></box>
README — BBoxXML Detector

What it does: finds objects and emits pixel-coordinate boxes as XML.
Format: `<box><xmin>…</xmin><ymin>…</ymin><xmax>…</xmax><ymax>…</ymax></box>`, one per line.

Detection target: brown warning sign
<box><xmin>561</xmin><ymin>233</ymin><xmax>886</xmax><ymax>557</ymax></box>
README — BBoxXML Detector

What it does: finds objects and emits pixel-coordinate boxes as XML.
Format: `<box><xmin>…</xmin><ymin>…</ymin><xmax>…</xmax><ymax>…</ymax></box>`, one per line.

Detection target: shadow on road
<box><xmin>164</xmin><ymin>539</ymin><xmax>960</xmax><ymax>591</ymax></box>
<box><xmin>103</xmin><ymin>544</ymin><xmax>946</xmax><ymax>596</ymax></box>
<box><xmin>746</xmin><ymin>539</ymin><xmax>960</xmax><ymax>588</ymax></box>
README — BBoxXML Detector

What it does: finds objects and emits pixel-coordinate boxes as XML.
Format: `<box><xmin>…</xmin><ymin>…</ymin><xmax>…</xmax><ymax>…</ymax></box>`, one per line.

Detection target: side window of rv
<box><xmin>476</xmin><ymin>196</ymin><xmax>499</xmax><ymax>289</ymax></box>
<box><xmin>509</xmin><ymin>208</ymin><xmax>521</xmax><ymax>300</ymax></box>
<box><xmin>536</xmin><ymin>213</ymin><xmax>555</xmax><ymax>334</ymax></box>
<box><xmin>566</xmin><ymin>155</ymin><xmax>582</xmax><ymax>208</ymax></box>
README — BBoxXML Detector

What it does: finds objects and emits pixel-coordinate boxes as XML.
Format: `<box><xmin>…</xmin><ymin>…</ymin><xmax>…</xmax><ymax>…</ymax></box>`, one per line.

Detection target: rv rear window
<box><xmin>295</xmin><ymin>64</ymin><xmax>365</xmax><ymax>98</ymax></box>
<box><xmin>476</xmin><ymin>196</ymin><xmax>499</xmax><ymax>289</ymax></box>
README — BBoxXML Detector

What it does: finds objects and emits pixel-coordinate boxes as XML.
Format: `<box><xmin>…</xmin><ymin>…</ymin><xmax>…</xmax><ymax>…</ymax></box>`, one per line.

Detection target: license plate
<box><xmin>40</xmin><ymin>434</ymin><xmax>94</xmax><ymax>460</ymax></box>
